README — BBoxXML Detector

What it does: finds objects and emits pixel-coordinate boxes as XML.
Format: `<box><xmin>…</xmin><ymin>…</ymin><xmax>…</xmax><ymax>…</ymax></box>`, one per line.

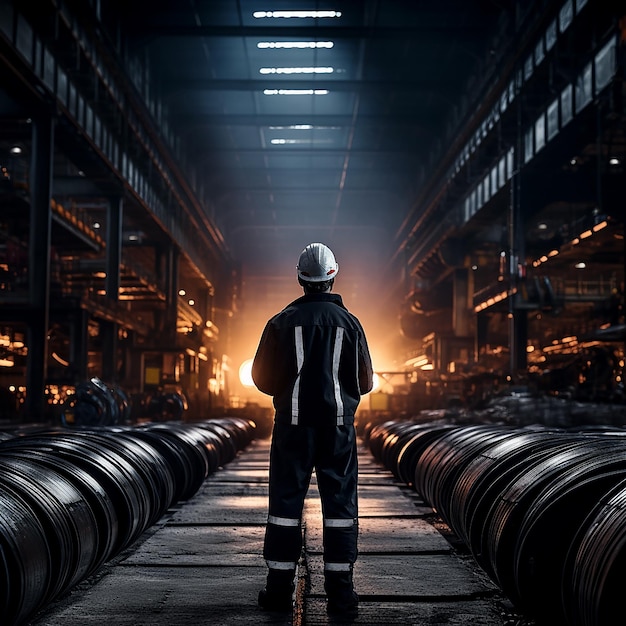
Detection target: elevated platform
<box><xmin>30</xmin><ymin>437</ymin><xmax>520</xmax><ymax>625</ymax></box>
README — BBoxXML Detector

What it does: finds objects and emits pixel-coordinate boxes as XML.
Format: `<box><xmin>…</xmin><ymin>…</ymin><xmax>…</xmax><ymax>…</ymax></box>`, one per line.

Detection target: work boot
<box><xmin>324</xmin><ymin>570</ymin><xmax>359</xmax><ymax>616</ymax></box>
<box><xmin>258</xmin><ymin>569</ymin><xmax>295</xmax><ymax>612</ymax></box>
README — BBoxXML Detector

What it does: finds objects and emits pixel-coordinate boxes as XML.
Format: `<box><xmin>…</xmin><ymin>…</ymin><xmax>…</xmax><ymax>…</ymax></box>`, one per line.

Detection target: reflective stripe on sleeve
<box><xmin>267</xmin><ymin>514</ymin><xmax>300</xmax><ymax>527</ymax></box>
<box><xmin>332</xmin><ymin>327</ymin><xmax>344</xmax><ymax>425</ymax></box>
<box><xmin>292</xmin><ymin>326</ymin><xmax>304</xmax><ymax>425</ymax></box>
<box><xmin>324</xmin><ymin>562</ymin><xmax>352</xmax><ymax>572</ymax></box>
<box><xmin>324</xmin><ymin>517</ymin><xmax>356</xmax><ymax>528</ymax></box>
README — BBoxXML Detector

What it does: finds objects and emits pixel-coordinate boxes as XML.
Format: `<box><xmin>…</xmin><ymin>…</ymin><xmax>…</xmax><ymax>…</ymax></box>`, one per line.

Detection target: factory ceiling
<box><xmin>1</xmin><ymin>0</ymin><xmax>623</xmax><ymax>371</ymax></box>
<box><xmin>108</xmin><ymin>0</ymin><xmax>514</xmax><ymax>318</ymax></box>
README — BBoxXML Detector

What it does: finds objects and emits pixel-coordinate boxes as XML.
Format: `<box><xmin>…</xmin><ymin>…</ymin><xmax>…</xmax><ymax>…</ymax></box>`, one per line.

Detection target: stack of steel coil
<box><xmin>367</xmin><ymin>420</ymin><xmax>626</xmax><ymax>626</ymax></box>
<box><xmin>0</xmin><ymin>417</ymin><xmax>256</xmax><ymax>626</ymax></box>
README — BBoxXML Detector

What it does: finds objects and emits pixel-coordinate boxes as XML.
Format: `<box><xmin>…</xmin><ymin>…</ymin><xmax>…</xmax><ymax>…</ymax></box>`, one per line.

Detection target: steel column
<box><xmin>25</xmin><ymin>114</ymin><xmax>54</xmax><ymax>420</ymax></box>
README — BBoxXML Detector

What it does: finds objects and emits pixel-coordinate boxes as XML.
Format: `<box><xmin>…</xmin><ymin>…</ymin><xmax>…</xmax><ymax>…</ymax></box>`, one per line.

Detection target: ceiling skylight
<box><xmin>257</xmin><ymin>41</ymin><xmax>334</xmax><ymax>49</ymax></box>
<box><xmin>253</xmin><ymin>11</ymin><xmax>341</xmax><ymax>19</ymax></box>
<box><xmin>259</xmin><ymin>66</ymin><xmax>334</xmax><ymax>75</ymax></box>
<box><xmin>270</xmin><ymin>139</ymin><xmax>334</xmax><ymax>145</ymax></box>
<box><xmin>263</xmin><ymin>89</ymin><xmax>329</xmax><ymax>95</ymax></box>
<box><xmin>268</xmin><ymin>125</ymin><xmax>341</xmax><ymax>130</ymax></box>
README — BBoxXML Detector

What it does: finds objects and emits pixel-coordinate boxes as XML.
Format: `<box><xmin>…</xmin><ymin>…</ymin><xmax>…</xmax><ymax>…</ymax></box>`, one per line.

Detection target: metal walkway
<box><xmin>29</xmin><ymin>437</ymin><xmax>520</xmax><ymax>625</ymax></box>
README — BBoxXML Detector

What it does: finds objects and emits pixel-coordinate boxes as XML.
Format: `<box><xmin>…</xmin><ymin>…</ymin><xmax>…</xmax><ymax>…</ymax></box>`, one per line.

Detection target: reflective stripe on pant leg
<box><xmin>323</xmin><ymin>516</ymin><xmax>358</xmax><ymax>564</ymax></box>
<box><xmin>268</xmin><ymin>515</ymin><xmax>300</xmax><ymax>527</ymax></box>
<box><xmin>324</xmin><ymin>562</ymin><xmax>353</xmax><ymax>572</ymax></box>
<box><xmin>264</xmin><ymin>515</ymin><xmax>302</xmax><ymax>564</ymax></box>
<box><xmin>266</xmin><ymin>560</ymin><xmax>298</xmax><ymax>570</ymax></box>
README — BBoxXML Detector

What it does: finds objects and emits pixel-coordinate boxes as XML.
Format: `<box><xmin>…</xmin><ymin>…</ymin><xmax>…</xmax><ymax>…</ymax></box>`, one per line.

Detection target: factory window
<box><xmin>545</xmin><ymin>19</ymin><xmax>557</xmax><ymax>52</ymax></box>
<box><xmin>498</xmin><ymin>156</ymin><xmax>506</xmax><ymax>187</ymax></box>
<box><xmin>524</xmin><ymin>54</ymin><xmax>533</xmax><ymax>81</ymax></box>
<box><xmin>507</xmin><ymin>148</ymin><xmax>514</xmax><ymax>180</ymax></box>
<box><xmin>534</xmin><ymin>39</ymin><xmax>545</xmax><ymax>66</ymax></box>
<box><xmin>575</xmin><ymin>0</ymin><xmax>588</xmax><ymax>11</ymax></box>
<box><xmin>85</xmin><ymin>104</ymin><xmax>93</xmax><ymax>139</ymax></box>
<box><xmin>111</xmin><ymin>139</ymin><xmax>118</xmax><ymax>170</ymax></box>
<box><xmin>535</xmin><ymin>113</ymin><xmax>546</xmax><ymax>153</ymax></box>
<box><xmin>102</xmin><ymin>128</ymin><xmax>109</xmax><ymax>161</ymax></box>
<box><xmin>500</xmin><ymin>90</ymin><xmax>508</xmax><ymax>114</ymax></box>
<box><xmin>547</xmin><ymin>98</ymin><xmax>559</xmax><ymax>141</ymax></box>
<box><xmin>68</xmin><ymin>83</ymin><xmax>76</xmax><ymax>114</ymax></box>
<box><xmin>56</xmin><ymin>66</ymin><xmax>67</xmax><ymax>106</ymax></box>
<box><xmin>76</xmin><ymin>93</ymin><xmax>84</xmax><ymax>127</ymax></box>
<box><xmin>15</xmin><ymin>15</ymin><xmax>33</xmax><ymax>65</ymax></box>
<box><xmin>43</xmin><ymin>47</ymin><xmax>55</xmax><ymax>91</ymax></box>
<box><xmin>524</xmin><ymin>127</ymin><xmax>534</xmax><ymax>163</ymax></box>
<box><xmin>490</xmin><ymin>165</ymin><xmax>498</xmax><ymax>194</ymax></box>
<box><xmin>561</xmin><ymin>84</ymin><xmax>573</xmax><ymax>126</ymax></box>
<box><xmin>559</xmin><ymin>0</ymin><xmax>573</xmax><ymax>33</ymax></box>
<box><xmin>594</xmin><ymin>37</ymin><xmax>616</xmax><ymax>92</ymax></box>
<box><xmin>574</xmin><ymin>62</ymin><xmax>592</xmax><ymax>113</ymax></box>
<box><xmin>483</xmin><ymin>175</ymin><xmax>490</xmax><ymax>203</ymax></box>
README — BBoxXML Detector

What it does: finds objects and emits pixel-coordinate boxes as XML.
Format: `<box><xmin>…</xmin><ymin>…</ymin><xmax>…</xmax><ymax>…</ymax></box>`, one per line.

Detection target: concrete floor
<box><xmin>29</xmin><ymin>437</ymin><xmax>526</xmax><ymax>626</ymax></box>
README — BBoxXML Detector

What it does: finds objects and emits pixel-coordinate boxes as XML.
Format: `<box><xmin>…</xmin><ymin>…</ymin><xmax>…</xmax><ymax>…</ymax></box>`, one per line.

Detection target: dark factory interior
<box><xmin>0</xmin><ymin>1</ymin><xmax>625</xmax><ymax>624</ymax></box>
<box><xmin>0</xmin><ymin>0</ymin><xmax>624</xmax><ymax>424</ymax></box>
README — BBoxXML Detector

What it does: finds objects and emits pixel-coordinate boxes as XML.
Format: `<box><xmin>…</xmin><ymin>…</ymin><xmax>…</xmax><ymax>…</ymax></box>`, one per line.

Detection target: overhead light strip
<box><xmin>270</xmin><ymin>139</ymin><xmax>334</xmax><ymax>145</ymax></box>
<box><xmin>253</xmin><ymin>11</ymin><xmax>342</xmax><ymax>19</ymax></box>
<box><xmin>259</xmin><ymin>67</ymin><xmax>334</xmax><ymax>74</ymax></box>
<box><xmin>263</xmin><ymin>89</ymin><xmax>329</xmax><ymax>96</ymax></box>
<box><xmin>258</xmin><ymin>41</ymin><xmax>334</xmax><ymax>49</ymax></box>
<box><xmin>268</xmin><ymin>125</ymin><xmax>341</xmax><ymax>130</ymax></box>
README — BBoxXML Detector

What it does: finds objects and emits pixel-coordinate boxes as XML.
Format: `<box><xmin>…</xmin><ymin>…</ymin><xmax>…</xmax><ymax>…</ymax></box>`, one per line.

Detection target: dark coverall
<box><xmin>252</xmin><ymin>292</ymin><xmax>374</xmax><ymax>587</ymax></box>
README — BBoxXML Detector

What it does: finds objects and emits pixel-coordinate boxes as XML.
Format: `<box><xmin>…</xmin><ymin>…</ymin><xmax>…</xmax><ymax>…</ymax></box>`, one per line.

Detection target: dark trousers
<box><xmin>263</xmin><ymin>421</ymin><xmax>359</xmax><ymax>572</ymax></box>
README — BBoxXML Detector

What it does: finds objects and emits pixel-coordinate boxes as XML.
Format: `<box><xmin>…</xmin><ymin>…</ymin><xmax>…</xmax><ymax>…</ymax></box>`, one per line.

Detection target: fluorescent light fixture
<box><xmin>253</xmin><ymin>11</ymin><xmax>342</xmax><ymax>19</ymax></box>
<box><xmin>264</xmin><ymin>89</ymin><xmax>329</xmax><ymax>95</ymax></box>
<box><xmin>258</xmin><ymin>41</ymin><xmax>334</xmax><ymax>49</ymax></box>
<box><xmin>270</xmin><ymin>138</ymin><xmax>334</xmax><ymax>145</ymax></box>
<box><xmin>259</xmin><ymin>66</ymin><xmax>334</xmax><ymax>74</ymax></box>
<box><xmin>268</xmin><ymin>125</ymin><xmax>341</xmax><ymax>130</ymax></box>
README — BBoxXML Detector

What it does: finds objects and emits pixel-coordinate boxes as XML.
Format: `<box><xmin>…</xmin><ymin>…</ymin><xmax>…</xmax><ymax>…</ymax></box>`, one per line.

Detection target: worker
<box><xmin>252</xmin><ymin>242</ymin><xmax>374</xmax><ymax>616</ymax></box>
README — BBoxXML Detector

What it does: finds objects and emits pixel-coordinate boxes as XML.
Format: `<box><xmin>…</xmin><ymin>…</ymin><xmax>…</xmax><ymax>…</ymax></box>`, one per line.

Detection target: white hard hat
<box><xmin>297</xmin><ymin>242</ymin><xmax>339</xmax><ymax>282</ymax></box>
